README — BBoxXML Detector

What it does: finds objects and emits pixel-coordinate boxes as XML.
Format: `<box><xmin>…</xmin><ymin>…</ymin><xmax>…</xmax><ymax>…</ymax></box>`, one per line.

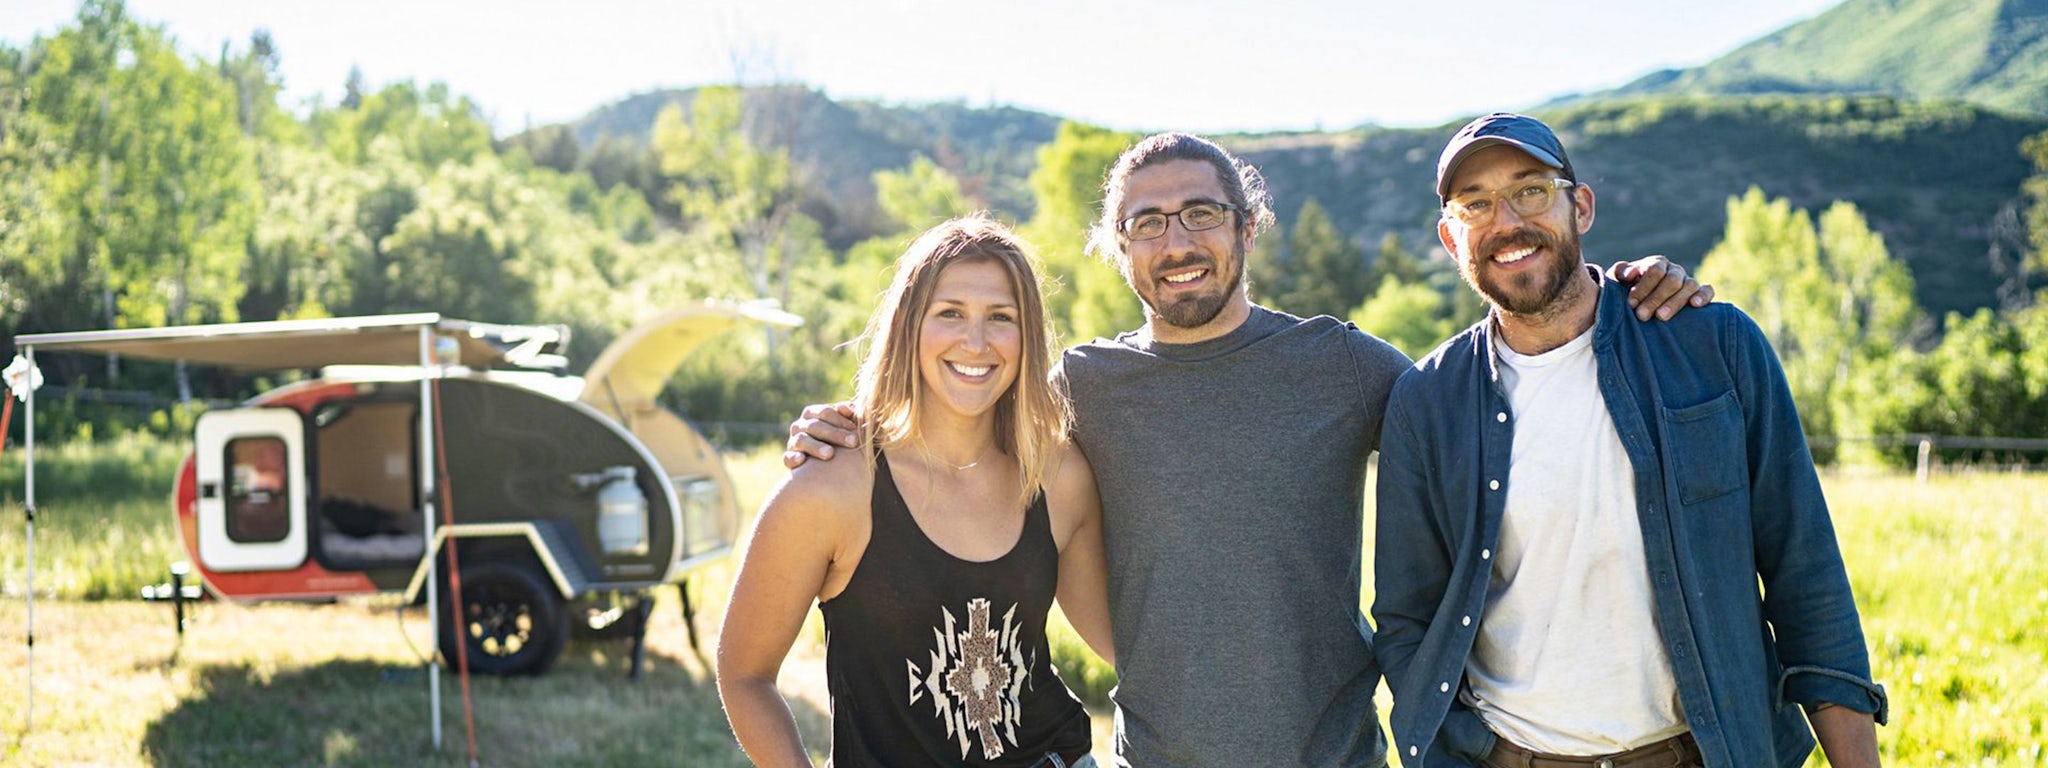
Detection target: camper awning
<box><xmin>15</xmin><ymin>314</ymin><xmax>568</xmax><ymax>371</ymax></box>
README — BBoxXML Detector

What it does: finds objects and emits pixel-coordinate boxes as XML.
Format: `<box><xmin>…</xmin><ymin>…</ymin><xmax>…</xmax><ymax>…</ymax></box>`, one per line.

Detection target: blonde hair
<box><xmin>852</xmin><ymin>214</ymin><xmax>1070</xmax><ymax>509</ymax></box>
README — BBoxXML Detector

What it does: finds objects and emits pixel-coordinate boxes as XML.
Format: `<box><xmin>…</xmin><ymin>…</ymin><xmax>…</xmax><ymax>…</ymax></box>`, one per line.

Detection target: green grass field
<box><xmin>0</xmin><ymin>433</ymin><xmax>188</xmax><ymax>600</ymax></box>
<box><xmin>1821</xmin><ymin>471</ymin><xmax>2048</xmax><ymax>765</ymax></box>
<box><xmin>0</xmin><ymin>438</ymin><xmax>2043</xmax><ymax>765</ymax></box>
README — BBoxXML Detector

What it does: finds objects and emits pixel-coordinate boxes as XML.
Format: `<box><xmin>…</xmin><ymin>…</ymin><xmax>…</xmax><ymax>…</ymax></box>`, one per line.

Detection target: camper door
<box><xmin>195</xmin><ymin>408</ymin><xmax>310</xmax><ymax>572</ymax></box>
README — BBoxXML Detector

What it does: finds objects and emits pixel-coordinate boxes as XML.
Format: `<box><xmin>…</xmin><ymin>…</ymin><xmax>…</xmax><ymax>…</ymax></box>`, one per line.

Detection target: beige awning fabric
<box><xmin>579</xmin><ymin>300</ymin><xmax>803</xmax><ymax>408</ymax></box>
<box><xmin>15</xmin><ymin>314</ymin><xmax>566</xmax><ymax>371</ymax></box>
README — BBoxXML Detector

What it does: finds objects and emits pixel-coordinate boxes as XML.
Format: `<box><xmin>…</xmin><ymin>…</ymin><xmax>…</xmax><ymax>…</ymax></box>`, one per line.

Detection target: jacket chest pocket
<box><xmin>1660</xmin><ymin>390</ymin><xmax>1747</xmax><ymax>505</ymax></box>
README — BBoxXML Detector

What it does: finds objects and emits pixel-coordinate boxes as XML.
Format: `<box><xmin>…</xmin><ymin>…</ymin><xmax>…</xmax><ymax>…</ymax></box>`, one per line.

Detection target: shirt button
<box><xmin>1410</xmin><ymin>746</ymin><xmax>1419</xmax><ymax>757</ymax></box>
<box><xmin>1462</xmin><ymin>615</ymin><xmax>1472</xmax><ymax>626</ymax></box>
<box><xmin>1482</xmin><ymin>548</ymin><xmax>1492</xmax><ymax>560</ymax></box>
<box><xmin>1496</xmin><ymin>412</ymin><xmax>1507</xmax><ymax>423</ymax></box>
<box><xmin>1488</xmin><ymin>479</ymin><xmax>1500</xmax><ymax>491</ymax></box>
<box><xmin>1440</xmin><ymin>682</ymin><xmax>1450</xmax><ymax>693</ymax></box>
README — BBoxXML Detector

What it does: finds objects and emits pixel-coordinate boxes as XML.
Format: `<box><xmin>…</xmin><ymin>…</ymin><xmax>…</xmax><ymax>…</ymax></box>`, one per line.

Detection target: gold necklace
<box><xmin>925</xmin><ymin>442</ymin><xmax>991</xmax><ymax>472</ymax></box>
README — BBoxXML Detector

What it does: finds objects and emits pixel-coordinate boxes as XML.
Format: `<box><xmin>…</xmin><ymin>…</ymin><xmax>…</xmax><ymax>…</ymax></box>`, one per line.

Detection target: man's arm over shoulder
<box><xmin>1721</xmin><ymin>310</ymin><xmax>1888</xmax><ymax>724</ymax></box>
<box><xmin>1045</xmin><ymin>442</ymin><xmax>1113</xmax><ymax>664</ymax></box>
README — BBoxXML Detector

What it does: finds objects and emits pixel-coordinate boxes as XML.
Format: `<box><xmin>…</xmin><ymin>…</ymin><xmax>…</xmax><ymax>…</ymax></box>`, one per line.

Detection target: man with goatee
<box><xmin>1372</xmin><ymin>113</ymin><xmax>1886</xmax><ymax>768</ymax></box>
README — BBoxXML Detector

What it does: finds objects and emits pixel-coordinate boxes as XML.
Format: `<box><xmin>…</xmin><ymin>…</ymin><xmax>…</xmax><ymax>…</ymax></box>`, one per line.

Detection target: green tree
<box><xmin>1699</xmin><ymin>187</ymin><xmax>1838</xmax><ymax>440</ymax></box>
<box><xmin>341</xmin><ymin>65</ymin><xmax>365</xmax><ymax>109</ymax></box>
<box><xmin>652</xmin><ymin>85</ymin><xmax>841</xmax><ymax>420</ymax></box>
<box><xmin>653</xmin><ymin>86</ymin><xmax>811</xmax><ymax>307</ymax></box>
<box><xmin>1859</xmin><ymin>306</ymin><xmax>2048</xmax><ymax>463</ymax></box>
<box><xmin>580</xmin><ymin>133</ymin><xmax>665</xmax><ymax>209</ymax></box>
<box><xmin>337</xmin><ymin>137</ymin><xmax>425</xmax><ymax>314</ymax></box>
<box><xmin>4</xmin><ymin>0</ymin><xmax>256</xmax><ymax>342</ymax></box>
<box><xmin>239</xmin><ymin>142</ymin><xmax>364</xmax><ymax>320</ymax></box>
<box><xmin>216</xmin><ymin>29</ymin><xmax>293</xmax><ymax>143</ymax></box>
<box><xmin>224</xmin><ymin>30</ymin><xmax>333</xmax><ymax>322</ymax></box>
<box><xmin>500</xmin><ymin>124</ymin><xmax>581</xmax><ymax>176</ymax></box>
<box><xmin>1253</xmin><ymin>197</ymin><xmax>1367</xmax><ymax>319</ymax></box>
<box><xmin>873</xmin><ymin>155</ymin><xmax>971</xmax><ymax>233</ymax></box>
<box><xmin>1369</xmin><ymin>231</ymin><xmax>1428</xmax><ymax>294</ymax></box>
<box><xmin>1249</xmin><ymin>217</ymin><xmax>1295</xmax><ymax>307</ymax></box>
<box><xmin>1816</xmin><ymin>202</ymin><xmax>1923</xmax><ymax>460</ymax></box>
<box><xmin>376</xmin><ymin>154</ymin><xmax>542</xmax><ymax>321</ymax></box>
<box><xmin>2023</xmin><ymin>130</ymin><xmax>2048</xmax><ymax>299</ymax></box>
<box><xmin>513</xmin><ymin>164</ymin><xmax>704</xmax><ymax>364</ymax></box>
<box><xmin>308</xmin><ymin>80</ymin><xmax>492</xmax><ymax>169</ymax></box>
<box><xmin>1817</xmin><ymin>202</ymin><xmax>1920</xmax><ymax>363</ymax></box>
<box><xmin>1351</xmin><ymin>276</ymin><xmax>1457</xmax><ymax>358</ymax></box>
<box><xmin>1701</xmin><ymin>189</ymin><xmax>1924</xmax><ymax>457</ymax></box>
<box><xmin>1022</xmin><ymin>121</ymin><xmax>1138</xmax><ymax>344</ymax></box>
<box><xmin>0</xmin><ymin>40</ymin><xmax>62</xmax><ymax>333</ymax></box>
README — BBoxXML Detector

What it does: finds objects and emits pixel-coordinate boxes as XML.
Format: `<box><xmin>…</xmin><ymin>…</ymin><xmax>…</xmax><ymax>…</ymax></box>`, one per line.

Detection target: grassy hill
<box><xmin>1580</xmin><ymin>0</ymin><xmax>2048</xmax><ymax>117</ymax></box>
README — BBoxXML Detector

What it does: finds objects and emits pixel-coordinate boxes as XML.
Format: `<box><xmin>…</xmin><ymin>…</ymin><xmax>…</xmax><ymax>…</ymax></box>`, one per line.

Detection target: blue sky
<box><xmin>3</xmin><ymin>0</ymin><xmax>1844</xmax><ymax>135</ymax></box>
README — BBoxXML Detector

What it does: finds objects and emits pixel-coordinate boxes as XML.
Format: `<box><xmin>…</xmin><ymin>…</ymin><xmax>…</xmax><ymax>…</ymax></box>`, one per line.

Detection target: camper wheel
<box><xmin>438</xmin><ymin>556</ymin><xmax>570</xmax><ymax>676</ymax></box>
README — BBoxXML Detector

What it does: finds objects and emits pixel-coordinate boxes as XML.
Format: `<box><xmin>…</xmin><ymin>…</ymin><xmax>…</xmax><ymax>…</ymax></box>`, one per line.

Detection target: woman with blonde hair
<box><xmin>718</xmin><ymin>215</ymin><xmax>1111</xmax><ymax>767</ymax></box>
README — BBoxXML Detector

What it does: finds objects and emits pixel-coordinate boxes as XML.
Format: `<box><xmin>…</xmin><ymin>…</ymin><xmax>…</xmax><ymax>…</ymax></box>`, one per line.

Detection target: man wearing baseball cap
<box><xmin>1372</xmin><ymin>113</ymin><xmax>1886</xmax><ymax>768</ymax></box>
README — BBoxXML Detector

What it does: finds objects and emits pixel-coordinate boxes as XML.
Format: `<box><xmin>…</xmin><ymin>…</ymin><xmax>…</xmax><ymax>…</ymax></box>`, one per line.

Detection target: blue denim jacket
<box><xmin>1371</xmin><ymin>269</ymin><xmax>1887</xmax><ymax>768</ymax></box>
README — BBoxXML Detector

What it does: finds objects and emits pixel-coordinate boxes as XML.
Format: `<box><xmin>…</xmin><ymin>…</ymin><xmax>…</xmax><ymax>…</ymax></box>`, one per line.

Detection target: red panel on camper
<box><xmin>173</xmin><ymin>380</ymin><xmax>385</xmax><ymax>600</ymax></box>
<box><xmin>176</xmin><ymin>445</ymin><xmax>380</xmax><ymax>598</ymax></box>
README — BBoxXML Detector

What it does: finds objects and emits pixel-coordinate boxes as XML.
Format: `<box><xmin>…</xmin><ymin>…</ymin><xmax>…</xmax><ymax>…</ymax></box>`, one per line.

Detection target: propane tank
<box><xmin>593</xmin><ymin>466</ymin><xmax>649</xmax><ymax>556</ymax></box>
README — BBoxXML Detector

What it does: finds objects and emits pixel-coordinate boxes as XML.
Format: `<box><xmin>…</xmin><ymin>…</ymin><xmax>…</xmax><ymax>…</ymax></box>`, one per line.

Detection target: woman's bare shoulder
<box><xmin>766</xmin><ymin>448</ymin><xmax>876</xmax><ymax>522</ymax></box>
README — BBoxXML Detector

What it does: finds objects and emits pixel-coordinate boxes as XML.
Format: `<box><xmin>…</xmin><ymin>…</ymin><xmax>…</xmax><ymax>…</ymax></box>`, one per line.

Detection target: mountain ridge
<box><xmin>1561</xmin><ymin>0</ymin><xmax>2048</xmax><ymax>115</ymax></box>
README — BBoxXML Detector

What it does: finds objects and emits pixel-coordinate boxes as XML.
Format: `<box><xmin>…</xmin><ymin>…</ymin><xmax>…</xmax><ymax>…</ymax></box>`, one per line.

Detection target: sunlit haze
<box><xmin>3</xmin><ymin>0</ymin><xmax>1844</xmax><ymax>135</ymax></box>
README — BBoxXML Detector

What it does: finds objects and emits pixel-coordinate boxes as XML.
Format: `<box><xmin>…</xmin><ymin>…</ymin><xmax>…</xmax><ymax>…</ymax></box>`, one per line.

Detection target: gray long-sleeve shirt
<box><xmin>1060</xmin><ymin>305</ymin><xmax>1410</xmax><ymax>767</ymax></box>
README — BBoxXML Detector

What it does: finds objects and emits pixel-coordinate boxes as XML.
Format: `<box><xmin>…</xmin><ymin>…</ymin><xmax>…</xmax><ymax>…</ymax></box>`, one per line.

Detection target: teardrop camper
<box><xmin>16</xmin><ymin>301</ymin><xmax>800</xmax><ymax>676</ymax></box>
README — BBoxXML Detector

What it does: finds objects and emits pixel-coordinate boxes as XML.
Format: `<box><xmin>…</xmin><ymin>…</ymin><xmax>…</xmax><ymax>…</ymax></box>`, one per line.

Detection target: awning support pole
<box><xmin>23</xmin><ymin>348</ymin><xmax>37</xmax><ymax>734</ymax></box>
<box><xmin>419</xmin><ymin>327</ymin><xmax>442</xmax><ymax>750</ymax></box>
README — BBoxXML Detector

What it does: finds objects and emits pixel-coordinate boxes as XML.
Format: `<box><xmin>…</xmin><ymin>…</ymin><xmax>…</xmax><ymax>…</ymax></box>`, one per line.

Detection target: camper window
<box><xmin>226</xmin><ymin>436</ymin><xmax>292</xmax><ymax>543</ymax></box>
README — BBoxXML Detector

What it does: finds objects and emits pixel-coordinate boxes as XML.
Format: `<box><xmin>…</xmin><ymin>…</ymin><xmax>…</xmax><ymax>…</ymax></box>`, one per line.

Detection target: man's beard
<box><xmin>1464</xmin><ymin>224</ymin><xmax>1584</xmax><ymax>317</ymax></box>
<box><xmin>1136</xmin><ymin>242</ymin><xmax>1244</xmax><ymax>329</ymax></box>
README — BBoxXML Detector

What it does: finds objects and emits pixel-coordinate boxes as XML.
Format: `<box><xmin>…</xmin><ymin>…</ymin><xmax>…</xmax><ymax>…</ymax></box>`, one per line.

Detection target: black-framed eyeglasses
<box><xmin>1442</xmin><ymin>178</ymin><xmax>1575</xmax><ymax>227</ymax></box>
<box><xmin>1117</xmin><ymin>202</ymin><xmax>1240</xmax><ymax>241</ymax></box>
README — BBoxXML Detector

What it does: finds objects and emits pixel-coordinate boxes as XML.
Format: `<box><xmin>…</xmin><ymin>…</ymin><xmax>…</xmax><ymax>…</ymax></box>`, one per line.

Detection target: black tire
<box><xmin>437</xmin><ymin>557</ymin><xmax>569</xmax><ymax>676</ymax></box>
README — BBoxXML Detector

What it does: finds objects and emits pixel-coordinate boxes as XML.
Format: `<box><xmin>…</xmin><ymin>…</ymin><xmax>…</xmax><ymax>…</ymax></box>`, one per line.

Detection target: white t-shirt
<box><xmin>1460</xmin><ymin>327</ymin><xmax>1687</xmax><ymax>755</ymax></box>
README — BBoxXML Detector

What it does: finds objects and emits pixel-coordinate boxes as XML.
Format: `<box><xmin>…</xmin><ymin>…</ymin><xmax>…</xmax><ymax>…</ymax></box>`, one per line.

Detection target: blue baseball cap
<box><xmin>1436</xmin><ymin>112</ymin><xmax>1576</xmax><ymax>202</ymax></box>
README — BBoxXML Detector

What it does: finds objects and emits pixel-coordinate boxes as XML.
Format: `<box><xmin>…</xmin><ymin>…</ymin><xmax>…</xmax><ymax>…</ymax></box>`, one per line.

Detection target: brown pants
<box><xmin>1481</xmin><ymin>732</ymin><xmax>1703</xmax><ymax>768</ymax></box>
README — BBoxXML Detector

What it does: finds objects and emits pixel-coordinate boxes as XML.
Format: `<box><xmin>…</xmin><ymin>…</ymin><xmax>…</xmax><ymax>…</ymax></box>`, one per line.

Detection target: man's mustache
<box><xmin>1479</xmin><ymin>228</ymin><xmax>1556</xmax><ymax>259</ymax></box>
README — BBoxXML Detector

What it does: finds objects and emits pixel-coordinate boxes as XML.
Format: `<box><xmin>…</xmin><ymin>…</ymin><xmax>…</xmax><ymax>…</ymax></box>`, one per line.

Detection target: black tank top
<box><xmin>819</xmin><ymin>452</ymin><xmax>1092</xmax><ymax>767</ymax></box>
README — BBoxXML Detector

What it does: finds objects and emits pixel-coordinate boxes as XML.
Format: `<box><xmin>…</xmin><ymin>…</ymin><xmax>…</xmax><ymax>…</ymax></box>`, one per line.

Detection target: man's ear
<box><xmin>1572</xmin><ymin>183</ymin><xmax>1596</xmax><ymax>234</ymax></box>
<box><xmin>1438</xmin><ymin>217</ymin><xmax>1459</xmax><ymax>257</ymax></box>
